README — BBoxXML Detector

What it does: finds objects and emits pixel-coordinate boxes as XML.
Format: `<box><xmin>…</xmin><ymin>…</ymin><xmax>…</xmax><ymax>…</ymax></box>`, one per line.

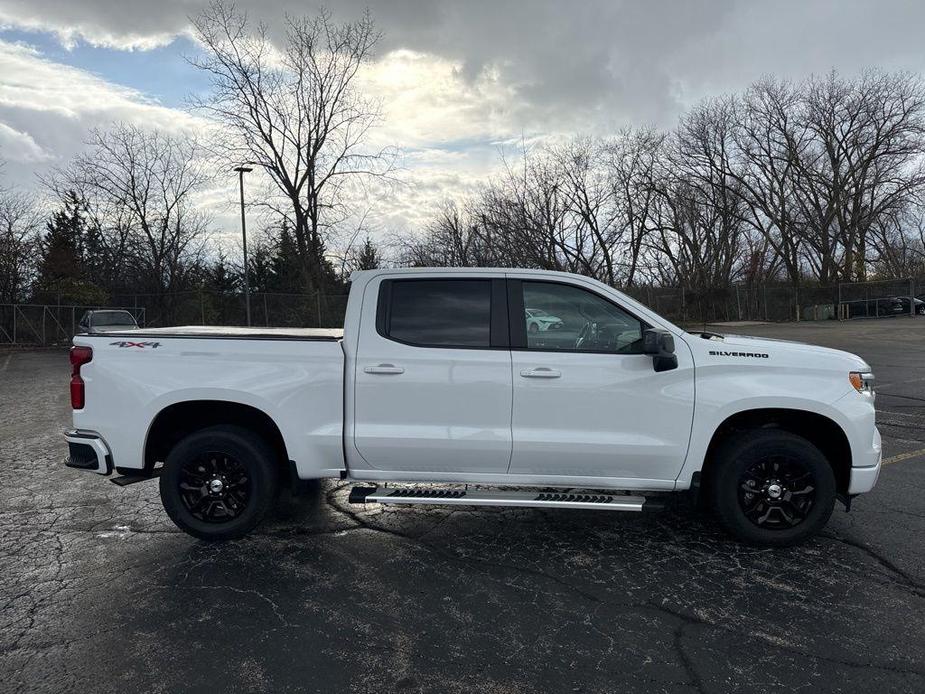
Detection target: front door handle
<box><xmin>364</xmin><ymin>363</ymin><xmax>405</xmax><ymax>375</ymax></box>
<box><xmin>520</xmin><ymin>367</ymin><xmax>561</xmax><ymax>379</ymax></box>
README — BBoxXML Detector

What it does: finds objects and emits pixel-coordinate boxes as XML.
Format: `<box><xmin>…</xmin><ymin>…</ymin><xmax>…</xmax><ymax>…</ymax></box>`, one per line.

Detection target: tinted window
<box><xmin>90</xmin><ymin>311</ymin><xmax>137</xmax><ymax>327</ymax></box>
<box><xmin>522</xmin><ymin>282</ymin><xmax>644</xmax><ymax>353</ymax></box>
<box><xmin>387</xmin><ymin>280</ymin><xmax>492</xmax><ymax>347</ymax></box>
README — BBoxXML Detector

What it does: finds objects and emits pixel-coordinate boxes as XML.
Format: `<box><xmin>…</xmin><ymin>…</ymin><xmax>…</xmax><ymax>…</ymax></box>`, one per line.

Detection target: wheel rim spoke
<box><xmin>737</xmin><ymin>453</ymin><xmax>816</xmax><ymax>530</ymax></box>
<box><xmin>178</xmin><ymin>452</ymin><xmax>251</xmax><ymax>524</ymax></box>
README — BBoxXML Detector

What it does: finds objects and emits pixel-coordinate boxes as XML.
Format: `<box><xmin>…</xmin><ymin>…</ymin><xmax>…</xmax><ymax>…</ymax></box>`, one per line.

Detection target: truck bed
<box><xmin>72</xmin><ymin>328</ymin><xmax>346</xmax><ymax>479</ymax></box>
<box><xmin>92</xmin><ymin>325</ymin><xmax>344</xmax><ymax>340</ymax></box>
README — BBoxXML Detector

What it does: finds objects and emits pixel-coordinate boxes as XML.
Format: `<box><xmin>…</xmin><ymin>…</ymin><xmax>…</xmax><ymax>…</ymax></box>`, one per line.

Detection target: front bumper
<box><xmin>847</xmin><ymin>426</ymin><xmax>881</xmax><ymax>495</ymax></box>
<box><xmin>65</xmin><ymin>430</ymin><xmax>113</xmax><ymax>475</ymax></box>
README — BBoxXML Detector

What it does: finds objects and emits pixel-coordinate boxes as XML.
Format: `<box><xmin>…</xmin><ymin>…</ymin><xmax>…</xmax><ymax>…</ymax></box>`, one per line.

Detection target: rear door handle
<box><xmin>364</xmin><ymin>364</ymin><xmax>405</xmax><ymax>375</ymax></box>
<box><xmin>520</xmin><ymin>368</ymin><xmax>561</xmax><ymax>379</ymax></box>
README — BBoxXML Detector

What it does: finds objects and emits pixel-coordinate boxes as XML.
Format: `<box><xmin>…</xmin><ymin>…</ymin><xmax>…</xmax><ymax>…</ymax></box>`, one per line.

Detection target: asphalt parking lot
<box><xmin>1</xmin><ymin>319</ymin><xmax>924</xmax><ymax>693</ymax></box>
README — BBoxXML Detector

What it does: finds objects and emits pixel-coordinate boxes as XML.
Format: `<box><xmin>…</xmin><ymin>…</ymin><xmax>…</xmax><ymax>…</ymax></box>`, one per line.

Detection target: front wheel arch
<box><xmin>698</xmin><ymin>408</ymin><xmax>852</xmax><ymax>506</ymax></box>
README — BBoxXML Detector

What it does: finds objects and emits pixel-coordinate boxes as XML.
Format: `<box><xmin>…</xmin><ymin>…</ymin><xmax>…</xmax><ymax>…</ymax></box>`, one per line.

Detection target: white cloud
<box><xmin>0</xmin><ymin>38</ymin><xmax>208</xmax><ymax>199</ymax></box>
<box><xmin>3</xmin><ymin>0</ymin><xmax>925</xmax><ymax>252</ymax></box>
<box><xmin>0</xmin><ymin>121</ymin><xmax>52</xmax><ymax>162</ymax></box>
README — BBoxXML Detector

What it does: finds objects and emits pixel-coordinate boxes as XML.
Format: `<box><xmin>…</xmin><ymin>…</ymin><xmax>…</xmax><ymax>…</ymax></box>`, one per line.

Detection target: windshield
<box><xmin>526</xmin><ymin>308</ymin><xmax>549</xmax><ymax>317</ymax></box>
<box><xmin>91</xmin><ymin>311</ymin><xmax>137</xmax><ymax>327</ymax></box>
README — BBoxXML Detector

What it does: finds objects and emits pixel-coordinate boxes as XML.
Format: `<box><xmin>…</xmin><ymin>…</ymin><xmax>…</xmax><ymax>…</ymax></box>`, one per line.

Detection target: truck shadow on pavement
<box><xmin>40</xmin><ymin>480</ymin><xmax>919</xmax><ymax>694</ymax></box>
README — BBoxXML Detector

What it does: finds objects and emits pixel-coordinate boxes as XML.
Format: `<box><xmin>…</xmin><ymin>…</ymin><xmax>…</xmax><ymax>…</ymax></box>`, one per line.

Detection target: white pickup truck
<box><xmin>65</xmin><ymin>268</ymin><xmax>881</xmax><ymax>545</ymax></box>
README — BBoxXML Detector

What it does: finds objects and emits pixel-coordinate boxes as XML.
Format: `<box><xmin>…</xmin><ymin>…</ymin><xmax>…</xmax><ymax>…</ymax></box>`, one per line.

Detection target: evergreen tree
<box><xmin>35</xmin><ymin>191</ymin><xmax>105</xmax><ymax>304</ymax></box>
<box><xmin>354</xmin><ymin>236</ymin><xmax>382</xmax><ymax>271</ymax></box>
<box><xmin>247</xmin><ymin>238</ymin><xmax>275</xmax><ymax>293</ymax></box>
<box><xmin>205</xmin><ymin>251</ymin><xmax>240</xmax><ymax>324</ymax></box>
<box><xmin>268</xmin><ymin>222</ymin><xmax>306</xmax><ymax>294</ymax></box>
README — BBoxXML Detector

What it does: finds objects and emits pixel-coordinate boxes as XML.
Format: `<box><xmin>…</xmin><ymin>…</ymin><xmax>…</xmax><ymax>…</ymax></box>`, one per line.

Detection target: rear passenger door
<box><xmin>353</xmin><ymin>276</ymin><xmax>513</xmax><ymax>474</ymax></box>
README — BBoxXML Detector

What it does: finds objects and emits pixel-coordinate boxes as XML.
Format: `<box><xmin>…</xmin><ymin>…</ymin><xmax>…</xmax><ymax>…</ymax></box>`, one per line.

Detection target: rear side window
<box><xmin>384</xmin><ymin>279</ymin><xmax>492</xmax><ymax>347</ymax></box>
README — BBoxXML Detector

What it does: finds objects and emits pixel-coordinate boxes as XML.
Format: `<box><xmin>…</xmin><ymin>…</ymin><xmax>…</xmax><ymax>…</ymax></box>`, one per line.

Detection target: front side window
<box><xmin>386</xmin><ymin>279</ymin><xmax>492</xmax><ymax>347</ymax></box>
<box><xmin>521</xmin><ymin>282</ymin><xmax>644</xmax><ymax>353</ymax></box>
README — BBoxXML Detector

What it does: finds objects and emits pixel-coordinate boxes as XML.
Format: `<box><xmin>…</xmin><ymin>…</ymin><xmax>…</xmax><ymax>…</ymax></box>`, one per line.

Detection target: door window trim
<box><xmin>376</xmin><ymin>277</ymin><xmax>510</xmax><ymax>350</ymax></box>
<box><xmin>507</xmin><ymin>278</ymin><xmax>650</xmax><ymax>355</ymax></box>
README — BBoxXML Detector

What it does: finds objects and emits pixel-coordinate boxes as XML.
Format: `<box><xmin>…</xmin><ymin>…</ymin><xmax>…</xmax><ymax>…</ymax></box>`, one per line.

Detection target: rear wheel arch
<box><xmin>698</xmin><ymin>408</ymin><xmax>852</xmax><ymax>502</ymax></box>
<box><xmin>144</xmin><ymin>400</ymin><xmax>290</xmax><ymax>478</ymax></box>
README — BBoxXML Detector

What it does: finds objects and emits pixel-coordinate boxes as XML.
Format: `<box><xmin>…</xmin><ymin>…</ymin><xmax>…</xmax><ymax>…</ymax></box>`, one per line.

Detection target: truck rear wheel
<box><xmin>159</xmin><ymin>425</ymin><xmax>279</xmax><ymax>541</ymax></box>
<box><xmin>710</xmin><ymin>429</ymin><xmax>836</xmax><ymax>546</ymax></box>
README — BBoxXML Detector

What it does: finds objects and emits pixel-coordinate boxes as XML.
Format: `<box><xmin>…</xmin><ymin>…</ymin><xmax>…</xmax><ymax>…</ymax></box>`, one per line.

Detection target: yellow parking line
<box><xmin>882</xmin><ymin>448</ymin><xmax>925</xmax><ymax>466</ymax></box>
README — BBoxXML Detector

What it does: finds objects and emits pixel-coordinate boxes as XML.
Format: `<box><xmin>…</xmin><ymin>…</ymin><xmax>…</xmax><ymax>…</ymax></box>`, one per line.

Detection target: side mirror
<box><xmin>643</xmin><ymin>328</ymin><xmax>678</xmax><ymax>372</ymax></box>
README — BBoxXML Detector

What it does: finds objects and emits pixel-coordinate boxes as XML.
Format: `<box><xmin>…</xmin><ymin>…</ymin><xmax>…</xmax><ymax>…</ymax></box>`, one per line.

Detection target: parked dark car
<box><xmin>895</xmin><ymin>296</ymin><xmax>925</xmax><ymax>315</ymax></box>
<box><xmin>77</xmin><ymin>310</ymin><xmax>139</xmax><ymax>333</ymax></box>
<box><xmin>846</xmin><ymin>297</ymin><xmax>904</xmax><ymax>318</ymax></box>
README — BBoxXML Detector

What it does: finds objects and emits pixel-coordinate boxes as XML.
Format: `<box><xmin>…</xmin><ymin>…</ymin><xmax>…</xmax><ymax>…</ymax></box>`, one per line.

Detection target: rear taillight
<box><xmin>70</xmin><ymin>346</ymin><xmax>93</xmax><ymax>409</ymax></box>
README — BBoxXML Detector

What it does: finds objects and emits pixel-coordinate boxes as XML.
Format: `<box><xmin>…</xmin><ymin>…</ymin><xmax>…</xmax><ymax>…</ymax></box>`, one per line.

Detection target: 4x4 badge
<box><xmin>110</xmin><ymin>341</ymin><xmax>161</xmax><ymax>349</ymax></box>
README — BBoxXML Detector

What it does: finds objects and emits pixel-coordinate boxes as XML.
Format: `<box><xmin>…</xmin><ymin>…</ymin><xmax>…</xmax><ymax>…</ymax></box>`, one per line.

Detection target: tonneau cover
<box><xmin>90</xmin><ymin>325</ymin><xmax>344</xmax><ymax>340</ymax></box>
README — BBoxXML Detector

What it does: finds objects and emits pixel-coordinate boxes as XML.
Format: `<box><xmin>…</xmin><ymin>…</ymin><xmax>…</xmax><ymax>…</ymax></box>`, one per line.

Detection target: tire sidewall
<box><xmin>159</xmin><ymin>426</ymin><xmax>278</xmax><ymax>541</ymax></box>
<box><xmin>711</xmin><ymin>430</ymin><xmax>836</xmax><ymax>546</ymax></box>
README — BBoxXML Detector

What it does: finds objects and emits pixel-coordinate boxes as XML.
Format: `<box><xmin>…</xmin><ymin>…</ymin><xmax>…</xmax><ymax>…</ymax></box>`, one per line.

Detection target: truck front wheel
<box><xmin>159</xmin><ymin>425</ymin><xmax>280</xmax><ymax>541</ymax></box>
<box><xmin>710</xmin><ymin>429</ymin><xmax>836</xmax><ymax>546</ymax></box>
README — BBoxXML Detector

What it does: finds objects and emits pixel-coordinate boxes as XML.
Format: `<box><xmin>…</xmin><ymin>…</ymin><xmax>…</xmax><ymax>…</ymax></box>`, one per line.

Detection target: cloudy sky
<box><xmin>2</xmin><ymin>0</ymin><xmax>925</xmax><ymax>250</ymax></box>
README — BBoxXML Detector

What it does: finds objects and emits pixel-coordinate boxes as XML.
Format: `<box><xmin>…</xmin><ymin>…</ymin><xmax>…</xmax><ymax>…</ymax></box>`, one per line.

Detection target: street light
<box><xmin>233</xmin><ymin>165</ymin><xmax>253</xmax><ymax>326</ymax></box>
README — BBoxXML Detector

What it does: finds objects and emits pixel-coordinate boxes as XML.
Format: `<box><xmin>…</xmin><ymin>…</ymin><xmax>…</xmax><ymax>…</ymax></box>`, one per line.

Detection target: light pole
<box><xmin>233</xmin><ymin>166</ymin><xmax>253</xmax><ymax>326</ymax></box>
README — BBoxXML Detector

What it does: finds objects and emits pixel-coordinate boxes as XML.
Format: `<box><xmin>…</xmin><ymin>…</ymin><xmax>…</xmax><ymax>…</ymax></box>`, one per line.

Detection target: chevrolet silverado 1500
<box><xmin>65</xmin><ymin>268</ymin><xmax>881</xmax><ymax>545</ymax></box>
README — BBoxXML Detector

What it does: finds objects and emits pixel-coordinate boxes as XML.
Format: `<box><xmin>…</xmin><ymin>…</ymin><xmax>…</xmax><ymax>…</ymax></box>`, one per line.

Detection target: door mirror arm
<box><xmin>643</xmin><ymin>329</ymin><xmax>678</xmax><ymax>372</ymax></box>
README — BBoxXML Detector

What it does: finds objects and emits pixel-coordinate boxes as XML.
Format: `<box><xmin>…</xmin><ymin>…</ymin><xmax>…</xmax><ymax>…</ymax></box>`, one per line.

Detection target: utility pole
<box><xmin>234</xmin><ymin>166</ymin><xmax>253</xmax><ymax>326</ymax></box>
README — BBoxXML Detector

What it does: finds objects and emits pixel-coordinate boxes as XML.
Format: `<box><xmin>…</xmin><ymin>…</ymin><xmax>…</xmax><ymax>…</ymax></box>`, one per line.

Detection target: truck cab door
<box><xmin>352</xmin><ymin>276</ymin><xmax>513</xmax><ymax>474</ymax></box>
<box><xmin>507</xmin><ymin>278</ymin><xmax>694</xmax><ymax>486</ymax></box>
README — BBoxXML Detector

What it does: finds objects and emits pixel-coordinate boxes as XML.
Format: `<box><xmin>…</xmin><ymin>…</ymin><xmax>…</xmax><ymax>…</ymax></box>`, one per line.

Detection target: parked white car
<box><xmin>77</xmin><ymin>309</ymin><xmax>139</xmax><ymax>333</ymax></box>
<box><xmin>525</xmin><ymin>307</ymin><xmax>564</xmax><ymax>332</ymax></box>
<box><xmin>65</xmin><ymin>268</ymin><xmax>881</xmax><ymax>545</ymax></box>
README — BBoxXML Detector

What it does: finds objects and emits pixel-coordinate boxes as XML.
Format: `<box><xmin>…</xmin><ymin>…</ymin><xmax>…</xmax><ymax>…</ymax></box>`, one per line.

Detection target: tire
<box><xmin>709</xmin><ymin>429</ymin><xmax>836</xmax><ymax>546</ymax></box>
<box><xmin>529</xmin><ymin>322</ymin><xmax>539</xmax><ymax>333</ymax></box>
<box><xmin>159</xmin><ymin>425</ymin><xmax>280</xmax><ymax>541</ymax></box>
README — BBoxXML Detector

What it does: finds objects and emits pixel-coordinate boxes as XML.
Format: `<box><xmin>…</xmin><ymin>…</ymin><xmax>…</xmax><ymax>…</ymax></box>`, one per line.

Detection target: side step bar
<box><xmin>349</xmin><ymin>486</ymin><xmax>664</xmax><ymax>512</ymax></box>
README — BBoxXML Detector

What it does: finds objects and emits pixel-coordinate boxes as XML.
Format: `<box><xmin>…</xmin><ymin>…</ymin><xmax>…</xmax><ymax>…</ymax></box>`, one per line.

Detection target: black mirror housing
<box><xmin>643</xmin><ymin>329</ymin><xmax>678</xmax><ymax>372</ymax></box>
<box><xmin>643</xmin><ymin>328</ymin><xmax>674</xmax><ymax>355</ymax></box>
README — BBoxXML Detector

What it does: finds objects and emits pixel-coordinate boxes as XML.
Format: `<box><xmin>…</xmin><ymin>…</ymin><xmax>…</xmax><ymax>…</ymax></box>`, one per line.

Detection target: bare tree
<box><xmin>799</xmin><ymin>70</ymin><xmax>925</xmax><ymax>281</ymax></box>
<box><xmin>411</xmin><ymin>68</ymin><xmax>925</xmax><ymax>324</ymax></box>
<box><xmin>190</xmin><ymin>2</ymin><xmax>397</xmax><ymax>291</ymax></box>
<box><xmin>603</xmin><ymin>129</ymin><xmax>669</xmax><ymax>286</ymax></box>
<box><xmin>46</xmin><ymin>124</ymin><xmax>211</xmax><ymax>314</ymax></box>
<box><xmin>397</xmin><ymin>200</ymin><xmax>489</xmax><ymax>267</ymax></box>
<box><xmin>0</xmin><ymin>181</ymin><xmax>41</xmax><ymax>303</ymax></box>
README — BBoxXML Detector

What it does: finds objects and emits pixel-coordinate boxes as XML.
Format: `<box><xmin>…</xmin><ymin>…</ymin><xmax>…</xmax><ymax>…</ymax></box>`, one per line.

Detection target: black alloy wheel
<box><xmin>738</xmin><ymin>455</ymin><xmax>816</xmax><ymax>529</ymax></box>
<box><xmin>160</xmin><ymin>425</ymin><xmax>279</xmax><ymax>541</ymax></box>
<box><xmin>710</xmin><ymin>429</ymin><xmax>836</xmax><ymax>546</ymax></box>
<box><xmin>178</xmin><ymin>453</ymin><xmax>251</xmax><ymax>523</ymax></box>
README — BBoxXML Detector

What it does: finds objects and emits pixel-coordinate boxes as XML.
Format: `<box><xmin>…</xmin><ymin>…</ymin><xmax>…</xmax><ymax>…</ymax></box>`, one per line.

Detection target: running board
<box><xmin>348</xmin><ymin>486</ymin><xmax>663</xmax><ymax>512</ymax></box>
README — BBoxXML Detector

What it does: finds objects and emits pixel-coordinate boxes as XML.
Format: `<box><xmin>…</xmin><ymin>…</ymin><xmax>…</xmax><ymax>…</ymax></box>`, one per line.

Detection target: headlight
<box><xmin>849</xmin><ymin>371</ymin><xmax>875</xmax><ymax>396</ymax></box>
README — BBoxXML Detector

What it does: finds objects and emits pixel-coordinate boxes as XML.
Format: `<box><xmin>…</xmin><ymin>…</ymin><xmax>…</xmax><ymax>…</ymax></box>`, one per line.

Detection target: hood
<box><xmin>695</xmin><ymin>332</ymin><xmax>871</xmax><ymax>372</ymax></box>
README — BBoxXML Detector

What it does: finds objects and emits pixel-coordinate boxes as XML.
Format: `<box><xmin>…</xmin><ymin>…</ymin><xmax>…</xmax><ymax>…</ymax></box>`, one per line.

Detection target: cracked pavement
<box><xmin>1</xmin><ymin>320</ymin><xmax>924</xmax><ymax>693</ymax></box>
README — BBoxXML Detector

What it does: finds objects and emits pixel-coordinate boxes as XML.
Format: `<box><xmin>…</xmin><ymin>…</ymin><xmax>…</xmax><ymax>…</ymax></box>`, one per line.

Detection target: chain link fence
<box><xmin>3</xmin><ymin>279</ymin><xmax>923</xmax><ymax>347</ymax></box>
<box><xmin>624</xmin><ymin>278</ymin><xmax>925</xmax><ymax>326</ymax></box>
<box><xmin>0</xmin><ymin>304</ymin><xmax>147</xmax><ymax>346</ymax></box>
<box><xmin>0</xmin><ymin>291</ymin><xmax>349</xmax><ymax>346</ymax></box>
<box><xmin>103</xmin><ymin>290</ymin><xmax>350</xmax><ymax>330</ymax></box>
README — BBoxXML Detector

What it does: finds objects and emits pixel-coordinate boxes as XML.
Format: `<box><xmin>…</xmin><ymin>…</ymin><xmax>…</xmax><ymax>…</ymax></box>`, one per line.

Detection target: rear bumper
<box><xmin>65</xmin><ymin>430</ymin><xmax>113</xmax><ymax>475</ymax></box>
